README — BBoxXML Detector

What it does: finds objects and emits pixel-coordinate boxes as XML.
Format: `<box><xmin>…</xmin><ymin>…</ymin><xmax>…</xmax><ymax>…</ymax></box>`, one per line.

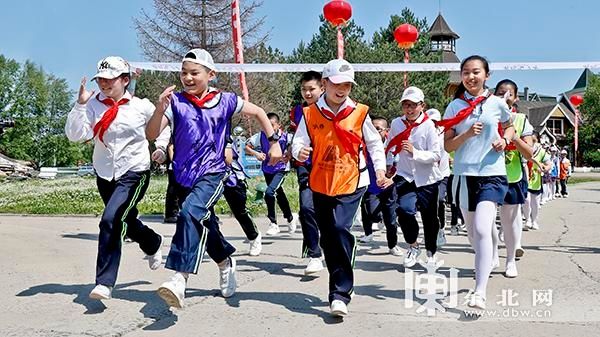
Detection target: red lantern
<box><xmin>394</xmin><ymin>23</ymin><xmax>419</xmax><ymax>49</ymax></box>
<box><xmin>323</xmin><ymin>0</ymin><xmax>352</xmax><ymax>26</ymax></box>
<box><xmin>569</xmin><ymin>94</ymin><xmax>584</xmax><ymax>106</ymax></box>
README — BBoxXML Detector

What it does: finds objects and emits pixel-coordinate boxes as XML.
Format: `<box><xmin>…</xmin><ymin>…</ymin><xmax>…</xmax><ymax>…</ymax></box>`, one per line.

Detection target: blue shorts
<box><xmin>453</xmin><ymin>175</ymin><xmax>509</xmax><ymax>212</ymax></box>
<box><xmin>504</xmin><ymin>177</ymin><xmax>528</xmax><ymax>205</ymax></box>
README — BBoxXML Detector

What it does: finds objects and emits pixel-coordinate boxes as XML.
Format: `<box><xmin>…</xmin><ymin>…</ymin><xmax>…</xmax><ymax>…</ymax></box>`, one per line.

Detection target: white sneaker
<box><xmin>491</xmin><ymin>257</ymin><xmax>500</xmax><ymax>270</ymax></box>
<box><xmin>304</xmin><ymin>258</ymin><xmax>324</xmax><ymax>275</ymax></box>
<box><xmin>389</xmin><ymin>246</ymin><xmax>403</xmax><ymax>256</ymax></box>
<box><xmin>505</xmin><ymin>262</ymin><xmax>518</xmax><ymax>278</ymax></box>
<box><xmin>219</xmin><ymin>257</ymin><xmax>237</xmax><ymax>298</ymax></box>
<box><xmin>148</xmin><ymin>234</ymin><xmax>163</xmax><ymax>270</ymax></box>
<box><xmin>249</xmin><ymin>232</ymin><xmax>262</xmax><ymax>256</ymax></box>
<box><xmin>89</xmin><ymin>284</ymin><xmax>112</xmax><ymax>300</ymax></box>
<box><xmin>158</xmin><ymin>273</ymin><xmax>186</xmax><ymax>308</ymax></box>
<box><xmin>425</xmin><ymin>251</ymin><xmax>439</xmax><ymax>267</ymax></box>
<box><xmin>450</xmin><ymin>225</ymin><xmax>459</xmax><ymax>236</ymax></box>
<box><xmin>330</xmin><ymin>299</ymin><xmax>348</xmax><ymax>317</ymax></box>
<box><xmin>531</xmin><ymin>222</ymin><xmax>540</xmax><ymax>230</ymax></box>
<box><xmin>523</xmin><ymin>221</ymin><xmax>531</xmax><ymax>231</ymax></box>
<box><xmin>265</xmin><ymin>223</ymin><xmax>280</xmax><ymax>236</ymax></box>
<box><xmin>515</xmin><ymin>247</ymin><xmax>525</xmax><ymax>259</ymax></box>
<box><xmin>403</xmin><ymin>246</ymin><xmax>421</xmax><ymax>268</ymax></box>
<box><xmin>468</xmin><ymin>292</ymin><xmax>486</xmax><ymax>310</ymax></box>
<box><xmin>287</xmin><ymin>214</ymin><xmax>298</xmax><ymax>234</ymax></box>
<box><xmin>437</xmin><ymin>230</ymin><xmax>447</xmax><ymax>247</ymax></box>
<box><xmin>358</xmin><ymin>234</ymin><xmax>373</xmax><ymax>243</ymax></box>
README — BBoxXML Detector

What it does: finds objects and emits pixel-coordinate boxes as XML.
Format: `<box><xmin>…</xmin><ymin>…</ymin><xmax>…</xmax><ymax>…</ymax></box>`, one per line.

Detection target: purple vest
<box><xmin>225</xmin><ymin>145</ymin><xmax>246</xmax><ymax>187</ymax></box>
<box><xmin>260</xmin><ymin>131</ymin><xmax>288</xmax><ymax>174</ymax></box>
<box><xmin>171</xmin><ymin>92</ymin><xmax>237</xmax><ymax>188</ymax></box>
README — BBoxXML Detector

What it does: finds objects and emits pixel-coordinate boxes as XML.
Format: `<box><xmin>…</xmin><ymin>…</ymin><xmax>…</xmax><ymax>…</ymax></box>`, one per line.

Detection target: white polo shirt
<box><xmin>388</xmin><ymin>112</ymin><xmax>442</xmax><ymax>187</ymax></box>
<box><xmin>65</xmin><ymin>91</ymin><xmax>170</xmax><ymax>181</ymax></box>
<box><xmin>443</xmin><ymin>90</ymin><xmax>512</xmax><ymax>177</ymax></box>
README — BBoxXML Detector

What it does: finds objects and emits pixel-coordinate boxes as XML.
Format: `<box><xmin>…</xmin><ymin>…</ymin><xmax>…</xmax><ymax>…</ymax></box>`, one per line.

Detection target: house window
<box><xmin>547</xmin><ymin>118</ymin><xmax>564</xmax><ymax>136</ymax></box>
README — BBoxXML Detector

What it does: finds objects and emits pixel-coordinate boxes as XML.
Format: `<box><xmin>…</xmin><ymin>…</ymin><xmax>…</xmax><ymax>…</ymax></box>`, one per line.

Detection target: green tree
<box><xmin>575</xmin><ymin>74</ymin><xmax>600</xmax><ymax>166</ymax></box>
<box><xmin>0</xmin><ymin>55</ymin><xmax>91</xmax><ymax>167</ymax></box>
<box><xmin>287</xmin><ymin>8</ymin><xmax>451</xmax><ymax>121</ymax></box>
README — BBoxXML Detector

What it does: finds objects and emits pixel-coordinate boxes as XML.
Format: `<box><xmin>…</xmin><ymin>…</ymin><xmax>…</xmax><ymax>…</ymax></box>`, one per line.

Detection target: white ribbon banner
<box><xmin>130</xmin><ymin>61</ymin><xmax>600</xmax><ymax>73</ymax></box>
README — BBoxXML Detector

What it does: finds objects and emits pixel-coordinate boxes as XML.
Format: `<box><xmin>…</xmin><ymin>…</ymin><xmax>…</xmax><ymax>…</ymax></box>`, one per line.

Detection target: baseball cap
<box><xmin>401</xmin><ymin>86</ymin><xmax>425</xmax><ymax>103</ymax></box>
<box><xmin>91</xmin><ymin>56</ymin><xmax>130</xmax><ymax>81</ymax></box>
<box><xmin>560</xmin><ymin>149</ymin><xmax>568</xmax><ymax>154</ymax></box>
<box><xmin>322</xmin><ymin>59</ymin><xmax>356</xmax><ymax>84</ymax></box>
<box><xmin>182</xmin><ymin>48</ymin><xmax>217</xmax><ymax>71</ymax></box>
<box><xmin>426</xmin><ymin>108</ymin><xmax>441</xmax><ymax>121</ymax></box>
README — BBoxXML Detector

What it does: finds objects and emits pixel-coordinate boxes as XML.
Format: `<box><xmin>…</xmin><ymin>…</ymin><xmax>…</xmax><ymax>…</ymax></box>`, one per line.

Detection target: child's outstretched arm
<box><xmin>241</xmin><ymin>101</ymin><xmax>281</xmax><ymax>165</ymax></box>
<box><xmin>146</xmin><ymin>85</ymin><xmax>175</xmax><ymax>141</ymax></box>
<box><xmin>65</xmin><ymin>77</ymin><xmax>95</xmax><ymax>142</ymax></box>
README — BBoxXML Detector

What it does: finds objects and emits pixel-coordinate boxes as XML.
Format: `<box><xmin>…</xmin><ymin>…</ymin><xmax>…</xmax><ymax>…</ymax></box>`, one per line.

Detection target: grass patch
<box><xmin>568</xmin><ymin>176</ymin><xmax>600</xmax><ymax>184</ymax></box>
<box><xmin>0</xmin><ymin>173</ymin><xmax>299</xmax><ymax>216</ymax></box>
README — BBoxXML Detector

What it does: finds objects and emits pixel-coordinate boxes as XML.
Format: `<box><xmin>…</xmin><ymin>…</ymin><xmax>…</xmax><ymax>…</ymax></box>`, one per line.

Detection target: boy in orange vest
<box><xmin>291</xmin><ymin>59</ymin><xmax>390</xmax><ymax>317</ymax></box>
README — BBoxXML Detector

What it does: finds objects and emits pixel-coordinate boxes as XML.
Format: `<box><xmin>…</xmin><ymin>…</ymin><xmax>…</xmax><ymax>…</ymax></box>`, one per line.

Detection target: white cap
<box><xmin>401</xmin><ymin>86</ymin><xmax>425</xmax><ymax>103</ymax></box>
<box><xmin>426</xmin><ymin>108</ymin><xmax>441</xmax><ymax>121</ymax></box>
<box><xmin>91</xmin><ymin>56</ymin><xmax>130</xmax><ymax>81</ymax></box>
<box><xmin>182</xmin><ymin>48</ymin><xmax>216</xmax><ymax>71</ymax></box>
<box><xmin>322</xmin><ymin>59</ymin><xmax>356</xmax><ymax>84</ymax></box>
<box><xmin>560</xmin><ymin>149</ymin><xmax>568</xmax><ymax>154</ymax></box>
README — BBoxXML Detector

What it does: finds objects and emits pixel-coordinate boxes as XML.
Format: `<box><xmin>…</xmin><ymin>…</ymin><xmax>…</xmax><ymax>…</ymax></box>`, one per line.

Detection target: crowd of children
<box><xmin>67</xmin><ymin>49</ymin><xmax>571</xmax><ymax>317</ymax></box>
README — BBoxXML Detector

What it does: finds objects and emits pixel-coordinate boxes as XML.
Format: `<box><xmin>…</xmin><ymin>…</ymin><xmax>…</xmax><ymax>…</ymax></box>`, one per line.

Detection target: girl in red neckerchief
<box><xmin>65</xmin><ymin>56</ymin><xmax>170</xmax><ymax>301</ymax></box>
<box><xmin>442</xmin><ymin>55</ymin><xmax>516</xmax><ymax>310</ymax></box>
<box><xmin>494</xmin><ymin>79</ymin><xmax>535</xmax><ymax>279</ymax></box>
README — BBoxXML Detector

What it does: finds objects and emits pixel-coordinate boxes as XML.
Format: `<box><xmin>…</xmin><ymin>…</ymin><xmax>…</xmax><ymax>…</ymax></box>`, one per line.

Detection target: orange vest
<box><xmin>304</xmin><ymin>103</ymin><xmax>369</xmax><ymax>196</ymax></box>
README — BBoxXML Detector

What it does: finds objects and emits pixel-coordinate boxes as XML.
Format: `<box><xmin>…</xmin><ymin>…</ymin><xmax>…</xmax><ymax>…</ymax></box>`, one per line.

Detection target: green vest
<box><xmin>505</xmin><ymin>114</ymin><xmax>527</xmax><ymax>183</ymax></box>
<box><xmin>528</xmin><ymin>146</ymin><xmax>546</xmax><ymax>191</ymax></box>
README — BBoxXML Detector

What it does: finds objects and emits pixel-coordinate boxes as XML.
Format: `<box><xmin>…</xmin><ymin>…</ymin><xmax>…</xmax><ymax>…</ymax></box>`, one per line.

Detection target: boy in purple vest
<box><xmin>246</xmin><ymin>113</ymin><xmax>297</xmax><ymax>236</ymax></box>
<box><xmin>146</xmin><ymin>48</ymin><xmax>282</xmax><ymax>308</ymax></box>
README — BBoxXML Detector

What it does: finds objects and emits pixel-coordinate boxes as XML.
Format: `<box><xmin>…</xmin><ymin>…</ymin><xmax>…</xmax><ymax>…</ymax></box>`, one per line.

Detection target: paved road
<box><xmin>1</xmin><ymin>182</ymin><xmax>599</xmax><ymax>336</ymax></box>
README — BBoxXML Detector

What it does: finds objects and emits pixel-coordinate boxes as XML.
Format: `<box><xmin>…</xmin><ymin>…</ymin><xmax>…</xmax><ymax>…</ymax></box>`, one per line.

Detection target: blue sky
<box><xmin>1</xmin><ymin>0</ymin><xmax>598</xmax><ymax>98</ymax></box>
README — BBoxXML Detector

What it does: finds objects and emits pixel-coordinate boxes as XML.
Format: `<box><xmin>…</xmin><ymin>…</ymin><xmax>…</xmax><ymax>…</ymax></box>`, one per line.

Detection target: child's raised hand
<box><xmin>401</xmin><ymin>140</ymin><xmax>414</xmax><ymax>154</ymax></box>
<box><xmin>376</xmin><ymin>169</ymin><xmax>393</xmax><ymax>189</ymax></box>
<box><xmin>492</xmin><ymin>138</ymin><xmax>507</xmax><ymax>152</ymax></box>
<box><xmin>151</xmin><ymin>148</ymin><xmax>167</xmax><ymax>164</ymax></box>
<box><xmin>77</xmin><ymin>77</ymin><xmax>95</xmax><ymax>105</ymax></box>
<box><xmin>157</xmin><ymin>85</ymin><xmax>176</xmax><ymax>113</ymax></box>
<box><xmin>298</xmin><ymin>146</ymin><xmax>312</xmax><ymax>162</ymax></box>
<box><xmin>467</xmin><ymin>121</ymin><xmax>483</xmax><ymax>137</ymax></box>
<box><xmin>255</xmin><ymin>152</ymin><xmax>267</xmax><ymax>161</ymax></box>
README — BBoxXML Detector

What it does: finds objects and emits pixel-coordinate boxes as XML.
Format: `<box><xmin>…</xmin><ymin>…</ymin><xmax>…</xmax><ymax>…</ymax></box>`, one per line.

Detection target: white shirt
<box><xmin>291</xmin><ymin>95</ymin><xmax>386</xmax><ymax>189</ymax></box>
<box><xmin>65</xmin><ymin>91</ymin><xmax>170</xmax><ymax>181</ymax></box>
<box><xmin>387</xmin><ymin>112</ymin><xmax>442</xmax><ymax>187</ymax></box>
<box><xmin>443</xmin><ymin>90</ymin><xmax>512</xmax><ymax>176</ymax></box>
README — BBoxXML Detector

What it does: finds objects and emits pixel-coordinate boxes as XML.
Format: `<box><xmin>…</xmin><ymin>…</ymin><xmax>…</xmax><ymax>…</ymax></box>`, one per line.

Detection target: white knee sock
<box><xmin>500</xmin><ymin>204</ymin><xmax>521</xmax><ymax>263</ymax></box>
<box><xmin>461</xmin><ymin>208</ymin><xmax>475</xmax><ymax>249</ymax></box>
<box><xmin>523</xmin><ymin>193</ymin><xmax>532</xmax><ymax>223</ymax></box>
<box><xmin>530</xmin><ymin>193</ymin><xmax>541</xmax><ymax>225</ymax></box>
<box><xmin>472</xmin><ymin>201</ymin><xmax>497</xmax><ymax>299</ymax></box>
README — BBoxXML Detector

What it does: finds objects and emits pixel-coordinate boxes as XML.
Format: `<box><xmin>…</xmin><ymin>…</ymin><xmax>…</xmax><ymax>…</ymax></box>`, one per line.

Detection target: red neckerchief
<box><xmin>182</xmin><ymin>90</ymin><xmax>220</xmax><ymax>109</ymax></box>
<box><xmin>320</xmin><ymin>105</ymin><xmax>364</xmax><ymax>157</ymax></box>
<box><xmin>93</xmin><ymin>94</ymin><xmax>130</xmax><ymax>143</ymax></box>
<box><xmin>385</xmin><ymin>113</ymin><xmax>429</xmax><ymax>155</ymax></box>
<box><xmin>436</xmin><ymin>92</ymin><xmax>491</xmax><ymax>132</ymax></box>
